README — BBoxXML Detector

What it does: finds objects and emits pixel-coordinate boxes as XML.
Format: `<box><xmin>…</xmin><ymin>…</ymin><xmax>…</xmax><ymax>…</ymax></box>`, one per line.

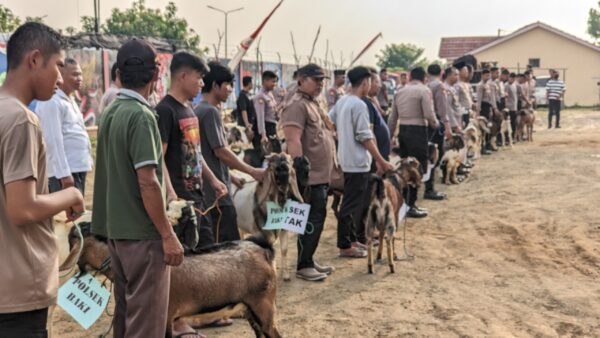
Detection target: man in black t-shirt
<box><xmin>156</xmin><ymin>52</ymin><xmax>228</xmax><ymax>252</ymax></box>
<box><xmin>236</xmin><ymin>76</ymin><xmax>256</xmax><ymax>142</ymax></box>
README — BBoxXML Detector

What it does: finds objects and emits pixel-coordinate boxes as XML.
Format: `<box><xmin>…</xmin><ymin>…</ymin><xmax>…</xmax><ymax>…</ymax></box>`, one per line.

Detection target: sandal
<box><xmin>339</xmin><ymin>247</ymin><xmax>367</xmax><ymax>258</ymax></box>
<box><xmin>175</xmin><ymin>331</ymin><xmax>206</xmax><ymax>338</ymax></box>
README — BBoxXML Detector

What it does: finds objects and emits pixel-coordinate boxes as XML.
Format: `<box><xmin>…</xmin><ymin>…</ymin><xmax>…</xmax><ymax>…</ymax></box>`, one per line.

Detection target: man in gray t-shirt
<box><xmin>195</xmin><ymin>62</ymin><xmax>265</xmax><ymax>243</ymax></box>
<box><xmin>329</xmin><ymin>66</ymin><xmax>393</xmax><ymax>258</ymax></box>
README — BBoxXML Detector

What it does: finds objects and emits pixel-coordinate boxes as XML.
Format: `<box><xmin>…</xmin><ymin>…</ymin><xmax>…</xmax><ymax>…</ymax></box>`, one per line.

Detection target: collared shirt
<box><xmin>388</xmin><ymin>81</ymin><xmax>438</xmax><ymax>138</ymax></box>
<box><xmin>476</xmin><ymin>81</ymin><xmax>494</xmax><ymax>112</ymax></box>
<box><xmin>92</xmin><ymin>88</ymin><xmax>165</xmax><ymax>240</ymax></box>
<box><xmin>486</xmin><ymin>79</ymin><xmax>498</xmax><ymax>108</ymax></box>
<box><xmin>444</xmin><ymin>82</ymin><xmax>461</xmax><ymax>128</ymax></box>
<box><xmin>326</xmin><ymin>85</ymin><xmax>345</xmax><ymax>110</ymax></box>
<box><xmin>281</xmin><ymin>90</ymin><xmax>335</xmax><ymax>185</ymax></box>
<box><xmin>528</xmin><ymin>79</ymin><xmax>537</xmax><ymax>98</ymax></box>
<box><xmin>454</xmin><ymin>81</ymin><xmax>473</xmax><ymax>113</ymax></box>
<box><xmin>495</xmin><ymin>79</ymin><xmax>506</xmax><ymax>100</ymax></box>
<box><xmin>427</xmin><ymin>79</ymin><xmax>450</xmax><ymax>123</ymax></box>
<box><xmin>253</xmin><ymin>88</ymin><xmax>278</xmax><ymax>135</ymax></box>
<box><xmin>35</xmin><ymin>89</ymin><xmax>93</xmax><ymax>179</ymax></box>
<box><xmin>505</xmin><ymin>82</ymin><xmax>518</xmax><ymax>111</ymax></box>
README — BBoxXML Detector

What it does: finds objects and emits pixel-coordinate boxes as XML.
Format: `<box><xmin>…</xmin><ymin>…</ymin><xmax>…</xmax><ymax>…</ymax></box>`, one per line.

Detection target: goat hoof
<box><xmin>283</xmin><ymin>274</ymin><xmax>291</xmax><ymax>282</ymax></box>
<box><xmin>368</xmin><ymin>266</ymin><xmax>373</xmax><ymax>274</ymax></box>
<box><xmin>390</xmin><ymin>266</ymin><xmax>395</xmax><ymax>273</ymax></box>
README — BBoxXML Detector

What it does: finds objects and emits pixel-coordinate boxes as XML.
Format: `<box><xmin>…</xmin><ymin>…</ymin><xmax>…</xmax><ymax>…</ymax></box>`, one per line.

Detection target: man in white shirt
<box><xmin>99</xmin><ymin>62</ymin><xmax>121</xmax><ymax>115</ymax></box>
<box><xmin>35</xmin><ymin>58</ymin><xmax>93</xmax><ymax>195</ymax></box>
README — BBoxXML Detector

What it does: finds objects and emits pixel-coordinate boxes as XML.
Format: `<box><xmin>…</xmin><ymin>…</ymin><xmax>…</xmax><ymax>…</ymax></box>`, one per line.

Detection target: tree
<box><xmin>376</xmin><ymin>43</ymin><xmax>429</xmax><ymax>71</ymax></box>
<box><xmin>588</xmin><ymin>1</ymin><xmax>600</xmax><ymax>44</ymax></box>
<box><xmin>82</xmin><ymin>0</ymin><xmax>201</xmax><ymax>52</ymax></box>
<box><xmin>25</xmin><ymin>16</ymin><xmax>45</xmax><ymax>24</ymax></box>
<box><xmin>0</xmin><ymin>5</ymin><xmax>21</xmax><ymax>32</ymax></box>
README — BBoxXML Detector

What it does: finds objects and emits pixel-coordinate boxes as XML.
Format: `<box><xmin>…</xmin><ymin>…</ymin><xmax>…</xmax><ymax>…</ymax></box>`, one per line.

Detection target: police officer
<box><xmin>455</xmin><ymin>66</ymin><xmax>474</xmax><ymax>128</ymax></box>
<box><xmin>443</xmin><ymin>66</ymin><xmax>461</xmax><ymax>133</ymax></box>
<box><xmin>253</xmin><ymin>70</ymin><xmax>279</xmax><ymax>149</ymax></box>
<box><xmin>326</xmin><ymin>69</ymin><xmax>346</xmax><ymax>110</ymax></box>
<box><xmin>281</xmin><ymin>64</ymin><xmax>336</xmax><ymax>281</ymax></box>
<box><xmin>425</xmin><ymin>64</ymin><xmax>450</xmax><ymax>201</ymax></box>
<box><xmin>476</xmin><ymin>69</ymin><xmax>494</xmax><ymax>154</ymax></box>
<box><xmin>388</xmin><ymin>67</ymin><xmax>438</xmax><ymax>218</ymax></box>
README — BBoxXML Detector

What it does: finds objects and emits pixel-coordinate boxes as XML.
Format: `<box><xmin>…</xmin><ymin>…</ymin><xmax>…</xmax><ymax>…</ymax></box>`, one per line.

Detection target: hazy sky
<box><xmin>3</xmin><ymin>0</ymin><xmax>598</xmax><ymax>66</ymax></box>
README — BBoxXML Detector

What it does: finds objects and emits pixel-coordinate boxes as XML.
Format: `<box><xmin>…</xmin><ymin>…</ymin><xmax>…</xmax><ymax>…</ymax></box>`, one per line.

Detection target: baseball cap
<box><xmin>297</xmin><ymin>64</ymin><xmax>330</xmax><ymax>79</ymax></box>
<box><xmin>117</xmin><ymin>38</ymin><xmax>157</xmax><ymax>73</ymax></box>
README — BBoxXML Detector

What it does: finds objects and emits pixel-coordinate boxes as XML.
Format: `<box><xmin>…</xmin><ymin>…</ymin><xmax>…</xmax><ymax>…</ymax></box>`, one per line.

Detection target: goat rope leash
<box><xmin>59</xmin><ymin>222</ymin><xmax>85</xmax><ymax>279</ymax></box>
<box><xmin>194</xmin><ymin>194</ymin><xmax>225</xmax><ymax>243</ymax></box>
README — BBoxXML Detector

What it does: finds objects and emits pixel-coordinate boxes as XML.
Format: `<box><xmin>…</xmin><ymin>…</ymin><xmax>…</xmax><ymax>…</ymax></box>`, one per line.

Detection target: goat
<box><xmin>232</xmin><ymin>153</ymin><xmax>307</xmax><ymax>281</ymax></box>
<box><xmin>488</xmin><ymin>108</ymin><xmax>504</xmax><ymax>151</ymax></box>
<box><xmin>364</xmin><ymin>158</ymin><xmax>422</xmax><ymax>274</ymax></box>
<box><xmin>441</xmin><ymin>134</ymin><xmax>466</xmax><ymax>185</ymax></box>
<box><xmin>66</xmin><ymin>222</ymin><xmax>281</xmax><ymax>338</ymax></box>
<box><xmin>516</xmin><ymin>108</ymin><xmax>535</xmax><ymax>142</ymax></box>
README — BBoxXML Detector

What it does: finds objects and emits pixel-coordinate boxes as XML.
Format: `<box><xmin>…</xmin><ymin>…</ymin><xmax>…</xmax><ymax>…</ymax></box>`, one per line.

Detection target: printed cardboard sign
<box><xmin>263</xmin><ymin>200</ymin><xmax>311</xmax><ymax>234</ymax></box>
<box><xmin>57</xmin><ymin>274</ymin><xmax>110</xmax><ymax>330</ymax></box>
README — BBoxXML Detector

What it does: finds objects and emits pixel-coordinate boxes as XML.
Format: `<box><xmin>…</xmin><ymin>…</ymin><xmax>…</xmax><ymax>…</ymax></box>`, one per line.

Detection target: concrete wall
<box><xmin>474</xmin><ymin>27</ymin><xmax>600</xmax><ymax>106</ymax></box>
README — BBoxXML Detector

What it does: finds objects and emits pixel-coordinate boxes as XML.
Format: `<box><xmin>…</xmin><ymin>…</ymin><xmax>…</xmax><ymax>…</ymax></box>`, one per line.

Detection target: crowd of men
<box><xmin>0</xmin><ymin>21</ymin><xmax>567</xmax><ymax>338</ymax></box>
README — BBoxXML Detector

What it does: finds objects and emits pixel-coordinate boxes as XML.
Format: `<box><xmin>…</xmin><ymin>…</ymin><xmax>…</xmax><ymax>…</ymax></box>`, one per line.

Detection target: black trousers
<box><xmin>297</xmin><ymin>184</ymin><xmax>328</xmax><ymax>269</ymax></box>
<box><xmin>0</xmin><ymin>308</ymin><xmax>48</xmax><ymax>338</ymax></box>
<box><xmin>49</xmin><ymin>171</ymin><xmax>87</xmax><ymax>195</ymax></box>
<box><xmin>252</xmin><ymin>121</ymin><xmax>277</xmax><ymax>150</ymax></box>
<box><xmin>209</xmin><ymin>205</ymin><xmax>241</xmax><ymax>243</ymax></box>
<box><xmin>425</xmin><ymin>124</ymin><xmax>445</xmax><ymax>193</ymax></box>
<box><xmin>398</xmin><ymin>125</ymin><xmax>429</xmax><ymax>207</ymax></box>
<box><xmin>337</xmin><ymin>172</ymin><xmax>370</xmax><ymax>249</ymax></box>
<box><xmin>548</xmin><ymin>99</ymin><xmax>561</xmax><ymax>127</ymax></box>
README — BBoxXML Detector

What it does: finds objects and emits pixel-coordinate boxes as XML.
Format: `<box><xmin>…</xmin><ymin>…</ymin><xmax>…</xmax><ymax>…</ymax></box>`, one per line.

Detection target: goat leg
<box><xmin>376</xmin><ymin>228</ymin><xmax>385</xmax><ymax>263</ymax></box>
<box><xmin>386</xmin><ymin>232</ymin><xmax>395</xmax><ymax>273</ymax></box>
<box><xmin>280</xmin><ymin>231</ymin><xmax>290</xmax><ymax>282</ymax></box>
<box><xmin>367</xmin><ymin>238</ymin><xmax>374</xmax><ymax>274</ymax></box>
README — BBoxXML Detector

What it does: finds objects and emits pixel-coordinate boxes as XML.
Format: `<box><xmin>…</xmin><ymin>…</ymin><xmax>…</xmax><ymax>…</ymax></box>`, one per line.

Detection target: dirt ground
<box><xmin>53</xmin><ymin>108</ymin><xmax>600</xmax><ymax>337</ymax></box>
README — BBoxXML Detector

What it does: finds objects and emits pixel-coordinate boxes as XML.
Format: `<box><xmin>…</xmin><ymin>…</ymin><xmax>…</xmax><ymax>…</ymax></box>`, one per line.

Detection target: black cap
<box><xmin>117</xmin><ymin>38</ymin><xmax>157</xmax><ymax>73</ymax></box>
<box><xmin>297</xmin><ymin>64</ymin><xmax>330</xmax><ymax>79</ymax></box>
<box><xmin>333</xmin><ymin>69</ymin><xmax>346</xmax><ymax>76</ymax></box>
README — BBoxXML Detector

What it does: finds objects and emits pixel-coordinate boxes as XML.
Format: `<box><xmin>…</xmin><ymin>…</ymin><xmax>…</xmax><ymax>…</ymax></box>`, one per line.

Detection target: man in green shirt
<box><xmin>92</xmin><ymin>38</ymin><xmax>184</xmax><ymax>338</ymax></box>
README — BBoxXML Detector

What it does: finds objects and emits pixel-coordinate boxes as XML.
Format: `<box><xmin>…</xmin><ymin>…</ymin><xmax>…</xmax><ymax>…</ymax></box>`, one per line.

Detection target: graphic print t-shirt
<box><xmin>157</xmin><ymin>95</ymin><xmax>204</xmax><ymax>202</ymax></box>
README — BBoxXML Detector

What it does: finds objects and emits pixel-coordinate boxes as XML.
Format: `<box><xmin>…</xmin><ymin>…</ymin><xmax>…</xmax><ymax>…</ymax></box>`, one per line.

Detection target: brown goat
<box><xmin>516</xmin><ymin>109</ymin><xmax>535</xmax><ymax>142</ymax></box>
<box><xmin>364</xmin><ymin>158</ymin><xmax>422</xmax><ymax>274</ymax></box>
<box><xmin>233</xmin><ymin>153</ymin><xmax>306</xmax><ymax>282</ymax></box>
<box><xmin>66</xmin><ymin>223</ymin><xmax>281</xmax><ymax>338</ymax></box>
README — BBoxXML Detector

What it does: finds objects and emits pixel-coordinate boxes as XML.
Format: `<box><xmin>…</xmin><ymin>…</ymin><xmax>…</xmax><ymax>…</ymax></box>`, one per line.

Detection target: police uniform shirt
<box><xmin>427</xmin><ymin>79</ymin><xmax>450</xmax><ymax>124</ymax></box>
<box><xmin>486</xmin><ymin>79</ymin><xmax>498</xmax><ymax>109</ymax></box>
<box><xmin>253</xmin><ymin>88</ymin><xmax>278</xmax><ymax>135</ymax></box>
<box><xmin>476</xmin><ymin>81</ymin><xmax>494</xmax><ymax>112</ymax></box>
<box><xmin>326</xmin><ymin>85</ymin><xmax>345</xmax><ymax>110</ymax></box>
<box><xmin>444</xmin><ymin>82</ymin><xmax>461</xmax><ymax>128</ymax></box>
<box><xmin>388</xmin><ymin>80</ymin><xmax>438</xmax><ymax>138</ymax></box>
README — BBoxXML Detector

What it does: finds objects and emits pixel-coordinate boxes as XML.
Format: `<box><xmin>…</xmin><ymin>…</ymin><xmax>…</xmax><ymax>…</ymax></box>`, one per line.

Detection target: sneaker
<box><xmin>296</xmin><ymin>268</ymin><xmax>327</xmax><ymax>281</ymax></box>
<box><xmin>314</xmin><ymin>261</ymin><xmax>335</xmax><ymax>275</ymax></box>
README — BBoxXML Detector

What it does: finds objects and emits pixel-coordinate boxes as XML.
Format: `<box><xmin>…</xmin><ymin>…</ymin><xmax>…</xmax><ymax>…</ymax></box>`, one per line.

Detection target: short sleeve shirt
<box><xmin>194</xmin><ymin>102</ymin><xmax>232</xmax><ymax>207</ymax></box>
<box><xmin>0</xmin><ymin>94</ymin><xmax>58</xmax><ymax>313</ymax></box>
<box><xmin>156</xmin><ymin>95</ymin><xmax>204</xmax><ymax>203</ymax></box>
<box><xmin>280</xmin><ymin>91</ymin><xmax>335</xmax><ymax>185</ymax></box>
<box><xmin>92</xmin><ymin>90</ymin><xmax>164</xmax><ymax>240</ymax></box>
<box><xmin>236</xmin><ymin>90</ymin><xmax>256</xmax><ymax>126</ymax></box>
